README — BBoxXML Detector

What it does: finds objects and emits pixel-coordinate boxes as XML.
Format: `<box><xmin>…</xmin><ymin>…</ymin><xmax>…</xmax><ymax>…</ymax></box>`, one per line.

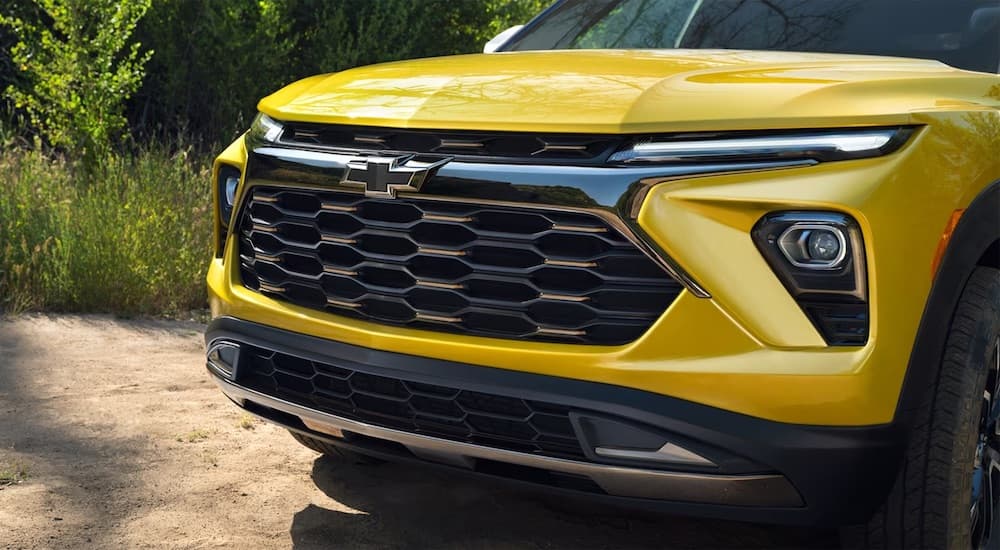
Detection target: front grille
<box><xmin>278</xmin><ymin>122</ymin><xmax>623</xmax><ymax>165</ymax></box>
<box><xmin>239</xmin><ymin>345</ymin><xmax>587</xmax><ymax>460</ymax></box>
<box><xmin>237</xmin><ymin>186</ymin><xmax>682</xmax><ymax>345</ymax></box>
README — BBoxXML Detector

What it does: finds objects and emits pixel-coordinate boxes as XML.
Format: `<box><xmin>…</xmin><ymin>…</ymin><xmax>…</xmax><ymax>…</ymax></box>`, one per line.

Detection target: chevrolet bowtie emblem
<box><xmin>342</xmin><ymin>155</ymin><xmax>449</xmax><ymax>198</ymax></box>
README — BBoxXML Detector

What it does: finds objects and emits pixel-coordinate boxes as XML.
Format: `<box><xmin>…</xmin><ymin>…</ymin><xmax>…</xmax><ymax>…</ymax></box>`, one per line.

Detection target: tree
<box><xmin>1</xmin><ymin>0</ymin><xmax>152</xmax><ymax>166</ymax></box>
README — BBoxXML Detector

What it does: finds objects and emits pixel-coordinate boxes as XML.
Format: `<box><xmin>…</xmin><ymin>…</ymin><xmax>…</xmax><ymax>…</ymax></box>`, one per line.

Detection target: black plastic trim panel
<box><xmin>207</xmin><ymin>316</ymin><xmax>906</xmax><ymax>526</ymax></box>
<box><xmin>278</xmin><ymin>122</ymin><xmax>627</xmax><ymax>166</ymax></box>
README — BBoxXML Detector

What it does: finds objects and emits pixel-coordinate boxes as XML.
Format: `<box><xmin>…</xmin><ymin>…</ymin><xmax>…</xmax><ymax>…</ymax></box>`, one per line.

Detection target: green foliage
<box><xmin>1</xmin><ymin>0</ymin><xmax>548</xmax><ymax>148</ymax></box>
<box><xmin>131</xmin><ymin>0</ymin><xmax>548</xmax><ymax>146</ymax></box>
<box><xmin>0</xmin><ymin>0</ymin><xmax>551</xmax><ymax>315</ymax></box>
<box><xmin>1</xmin><ymin>0</ymin><xmax>152</xmax><ymax>165</ymax></box>
<box><xmin>0</xmin><ymin>148</ymin><xmax>211</xmax><ymax>315</ymax></box>
<box><xmin>131</xmin><ymin>0</ymin><xmax>295</xmax><ymax>145</ymax></box>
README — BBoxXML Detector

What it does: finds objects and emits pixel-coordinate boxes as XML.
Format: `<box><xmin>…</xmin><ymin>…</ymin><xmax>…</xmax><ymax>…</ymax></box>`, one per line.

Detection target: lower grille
<box><xmin>239</xmin><ymin>346</ymin><xmax>587</xmax><ymax>460</ymax></box>
<box><xmin>237</xmin><ymin>186</ymin><xmax>682</xmax><ymax>345</ymax></box>
<box><xmin>801</xmin><ymin>300</ymin><xmax>868</xmax><ymax>346</ymax></box>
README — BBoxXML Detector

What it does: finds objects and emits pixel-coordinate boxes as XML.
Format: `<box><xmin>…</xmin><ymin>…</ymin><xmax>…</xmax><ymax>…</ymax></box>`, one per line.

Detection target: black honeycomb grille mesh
<box><xmin>237</xmin><ymin>186</ymin><xmax>682</xmax><ymax>345</ymax></box>
<box><xmin>240</xmin><ymin>346</ymin><xmax>587</xmax><ymax>460</ymax></box>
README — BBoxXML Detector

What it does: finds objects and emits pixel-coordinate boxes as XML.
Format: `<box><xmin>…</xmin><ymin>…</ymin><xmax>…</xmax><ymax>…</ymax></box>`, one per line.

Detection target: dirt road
<box><xmin>0</xmin><ymin>315</ymin><xmax>835</xmax><ymax>549</ymax></box>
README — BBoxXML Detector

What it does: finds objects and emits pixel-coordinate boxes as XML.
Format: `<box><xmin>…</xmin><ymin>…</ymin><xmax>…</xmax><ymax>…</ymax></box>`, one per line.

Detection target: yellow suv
<box><xmin>205</xmin><ymin>1</ymin><xmax>1000</xmax><ymax>546</ymax></box>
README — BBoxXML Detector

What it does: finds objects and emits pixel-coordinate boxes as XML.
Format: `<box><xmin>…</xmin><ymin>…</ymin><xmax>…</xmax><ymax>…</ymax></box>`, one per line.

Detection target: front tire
<box><xmin>846</xmin><ymin>266</ymin><xmax>1000</xmax><ymax>549</ymax></box>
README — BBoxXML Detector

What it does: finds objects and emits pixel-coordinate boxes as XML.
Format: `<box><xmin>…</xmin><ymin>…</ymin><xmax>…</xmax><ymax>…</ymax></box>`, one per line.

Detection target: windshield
<box><xmin>505</xmin><ymin>0</ymin><xmax>1000</xmax><ymax>73</ymax></box>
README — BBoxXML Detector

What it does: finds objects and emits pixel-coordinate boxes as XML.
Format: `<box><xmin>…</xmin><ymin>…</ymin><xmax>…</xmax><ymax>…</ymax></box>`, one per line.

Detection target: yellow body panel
<box><xmin>258</xmin><ymin>50</ymin><xmax>994</xmax><ymax>134</ymax></box>
<box><xmin>214</xmin><ymin>50</ymin><xmax>1000</xmax><ymax>426</ymax></box>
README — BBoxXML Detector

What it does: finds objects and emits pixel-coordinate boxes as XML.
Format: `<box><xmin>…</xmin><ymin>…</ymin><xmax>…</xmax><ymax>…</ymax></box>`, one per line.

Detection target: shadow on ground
<box><xmin>0</xmin><ymin>317</ymin><xmax>152</xmax><ymax>547</ymax></box>
<box><xmin>291</xmin><ymin>454</ymin><xmax>838</xmax><ymax>549</ymax></box>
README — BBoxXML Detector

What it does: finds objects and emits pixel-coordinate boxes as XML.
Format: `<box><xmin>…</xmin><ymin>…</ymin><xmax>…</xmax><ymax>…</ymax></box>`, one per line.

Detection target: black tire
<box><xmin>844</xmin><ymin>266</ymin><xmax>1000</xmax><ymax>549</ymax></box>
<box><xmin>288</xmin><ymin>430</ymin><xmax>385</xmax><ymax>465</ymax></box>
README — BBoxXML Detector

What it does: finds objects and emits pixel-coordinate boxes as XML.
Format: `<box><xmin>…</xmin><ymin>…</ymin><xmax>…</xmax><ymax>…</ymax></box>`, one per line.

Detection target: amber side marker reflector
<box><xmin>932</xmin><ymin>209</ymin><xmax>966</xmax><ymax>278</ymax></box>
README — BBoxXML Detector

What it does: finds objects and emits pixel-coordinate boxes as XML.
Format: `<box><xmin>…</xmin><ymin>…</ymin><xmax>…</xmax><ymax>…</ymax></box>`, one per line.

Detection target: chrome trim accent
<box><xmin>321</xmin><ymin>203</ymin><xmax>358</xmax><ymax>213</ymax></box>
<box><xmin>259</xmin><ymin>283</ymin><xmax>284</xmax><ymax>293</ymax></box>
<box><xmin>416</xmin><ymin>280</ymin><xmax>464</xmax><ymax>290</ymax></box>
<box><xmin>294</xmin><ymin>130</ymin><xmax>320</xmax><ymax>140</ymax></box>
<box><xmin>323</xmin><ymin>266</ymin><xmax>358</xmax><ymax>277</ymax></box>
<box><xmin>536</xmin><ymin>143</ymin><xmax>589</xmax><ymax>153</ymax></box>
<box><xmin>415</xmin><ymin>313</ymin><xmax>461</xmax><ymax>323</ymax></box>
<box><xmin>595</xmin><ymin>443</ymin><xmax>716</xmax><ymax>467</ymax></box>
<box><xmin>439</xmin><ymin>139</ymin><xmax>485</xmax><ymax>149</ymax></box>
<box><xmin>777</xmin><ymin>224</ymin><xmax>849</xmax><ymax>270</ymax></box>
<box><xmin>537</xmin><ymin>327</ymin><xmax>586</xmax><ymax>337</ymax></box>
<box><xmin>252</xmin><ymin>223</ymin><xmax>278</xmax><ymax>233</ymax></box>
<box><xmin>355</xmin><ymin>135</ymin><xmax>386</xmax><ymax>145</ymax></box>
<box><xmin>255</xmin><ymin>195</ymin><xmax>279</xmax><ymax>203</ymax></box>
<box><xmin>544</xmin><ymin>259</ymin><xmax>598</xmax><ymax>268</ymax></box>
<box><xmin>423</xmin><ymin>214</ymin><xmax>474</xmax><ymax>223</ymax></box>
<box><xmin>418</xmin><ymin>247</ymin><xmax>466</xmax><ymax>257</ymax></box>
<box><xmin>255</xmin><ymin>254</ymin><xmax>281</xmax><ymax>263</ymax></box>
<box><xmin>320</xmin><ymin>235</ymin><xmax>357</xmax><ymax>245</ymax></box>
<box><xmin>206</xmin><ymin>342</ymin><xmax>240</xmax><ymax>380</ymax></box>
<box><xmin>539</xmin><ymin>293</ymin><xmax>589</xmax><ymax>303</ymax></box>
<box><xmin>253</xmin><ymin>146</ymin><xmax>360</xmax><ymax>169</ymax></box>
<box><xmin>214</xmin><ymin>376</ymin><xmax>802</xmax><ymax>507</ymax></box>
<box><xmin>327</xmin><ymin>298</ymin><xmax>362</xmax><ymax>309</ymax></box>
<box><xmin>551</xmin><ymin>223</ymin><xmax>607</xmax><ymax>234</ymax></box>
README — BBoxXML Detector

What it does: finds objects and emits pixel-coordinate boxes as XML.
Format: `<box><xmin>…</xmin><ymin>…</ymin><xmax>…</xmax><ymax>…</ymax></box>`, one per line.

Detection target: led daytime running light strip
<box><xmin>610</xmin><ymin>128</ymin><xmax>906</xmax><ymax>163</ymax></box>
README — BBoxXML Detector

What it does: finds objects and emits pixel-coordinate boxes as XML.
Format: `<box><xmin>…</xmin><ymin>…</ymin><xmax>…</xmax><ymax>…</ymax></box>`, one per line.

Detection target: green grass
<box><xmin>0</xmin><ymin>459</ymin><xmax>30</xmax><ymax>486</ymax></box>
<box><xmin>0</xmin><ymin>147</ymin><xmax>212</xmax><ymax>315</ymax></box>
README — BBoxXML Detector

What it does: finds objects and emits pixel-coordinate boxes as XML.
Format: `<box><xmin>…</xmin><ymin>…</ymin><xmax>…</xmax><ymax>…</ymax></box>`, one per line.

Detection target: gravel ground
<box><xmin>0</xmin><ymin>314</ymin><xmax>837</xmax><ymax>549</ymax></box>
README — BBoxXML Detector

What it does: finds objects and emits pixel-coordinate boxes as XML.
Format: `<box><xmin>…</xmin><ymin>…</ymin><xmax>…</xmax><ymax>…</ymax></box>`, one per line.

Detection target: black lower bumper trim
<box><xmin>206</xmin><ymin>316</ymin><xmax>904</xmax><ymax>526</ymax></box>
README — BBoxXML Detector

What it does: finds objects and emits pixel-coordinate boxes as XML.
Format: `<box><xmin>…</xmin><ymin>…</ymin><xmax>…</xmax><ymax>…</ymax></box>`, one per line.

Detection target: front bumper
<box><xmin>210</xmin><ymin>123</ymin><xmax>959</xmax><ymax>427</ymax></box>
<box><xmin>206</xmin><ymin>316</ymin><xmax>904</xmax><ymax>526</ymax></box>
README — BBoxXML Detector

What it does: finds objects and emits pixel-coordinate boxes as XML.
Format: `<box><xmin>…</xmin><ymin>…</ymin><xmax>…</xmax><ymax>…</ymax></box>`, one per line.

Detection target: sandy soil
<box><xmin>0</xmin><ymin>315</ymin><xmax>836</xmax><ymax>549</ymax></box>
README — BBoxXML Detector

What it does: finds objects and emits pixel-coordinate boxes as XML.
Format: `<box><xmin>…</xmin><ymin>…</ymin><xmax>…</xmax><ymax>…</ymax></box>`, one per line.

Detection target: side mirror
<box><xmin>483</xmin><ymin>25</ymin><xmax>524</xmax><ymax>54</ymax></box>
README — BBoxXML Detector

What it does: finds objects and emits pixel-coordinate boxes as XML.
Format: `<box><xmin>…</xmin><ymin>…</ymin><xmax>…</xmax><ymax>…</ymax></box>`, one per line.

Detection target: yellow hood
<box><xmin>258</xmin><ymin>49</ymin><xmax>995</xmax><ymax>134</ymax></box>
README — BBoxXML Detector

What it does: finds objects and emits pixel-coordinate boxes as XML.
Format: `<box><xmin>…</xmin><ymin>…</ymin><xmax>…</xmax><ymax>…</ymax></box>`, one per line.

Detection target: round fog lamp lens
<box><xmin>807</xmin><ymin>230</ymin><xmax>842</xmax><ymax>262</ymax></box>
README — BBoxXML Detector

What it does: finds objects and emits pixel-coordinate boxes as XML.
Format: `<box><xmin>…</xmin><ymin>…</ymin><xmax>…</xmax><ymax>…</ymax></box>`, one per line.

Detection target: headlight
<box><xmin>248</xmin><ymin>112</ymin><xmax>284</xmax><ymax>143</ymax></box>
<box><xmin>608</xmin><ymin>127</ymin><xmax>913</xmax><ymax>164</ymax></box>
<box><xmin>217</xmin><ymin>164</ymin><xmax>242</xmax><ymax>226</ymax></box>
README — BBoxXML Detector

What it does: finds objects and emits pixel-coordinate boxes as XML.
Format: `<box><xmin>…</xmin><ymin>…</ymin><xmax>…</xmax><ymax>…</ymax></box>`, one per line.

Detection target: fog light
<box><xmin>808</xmin><ymin>229</ymin><xmax>842</xmax><ymax>262</ymax></box>
<box><xmin>777</xmin><ymin>224</ymin><xmax>847</xmax><ymax>269</ymax></box>
<box><xmin>752</xmin><ymin>212</ymin><xmax>869</xmax><ymax>346</ymax></box>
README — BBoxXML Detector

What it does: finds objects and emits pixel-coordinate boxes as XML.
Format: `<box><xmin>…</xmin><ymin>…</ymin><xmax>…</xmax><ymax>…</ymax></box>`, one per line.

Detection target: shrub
<box><xmin>0</xmin><ymin>0</ymin><xmax>152</xmax><ymax>167</ymax></box>
<box><xmin>0</xmin><ymin>147</ymin><xmax>211</xmax><ymax>315</ymax></box>
<box><xmin>0</xmin><ymin>0</ymin><xmax>550</xmax><ymax>316</ymax></box>
<box><xmin>130</xmin><ymin>0</ymin><xmax>548</xmax><ymax>146</ymax></box>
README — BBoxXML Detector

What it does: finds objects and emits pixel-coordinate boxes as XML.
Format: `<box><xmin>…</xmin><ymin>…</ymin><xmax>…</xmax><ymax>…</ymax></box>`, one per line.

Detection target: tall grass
<box><xmin>0</xmin><ymin>147</ymin><xmax>212</xmax><ymax>315</ymax></box>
